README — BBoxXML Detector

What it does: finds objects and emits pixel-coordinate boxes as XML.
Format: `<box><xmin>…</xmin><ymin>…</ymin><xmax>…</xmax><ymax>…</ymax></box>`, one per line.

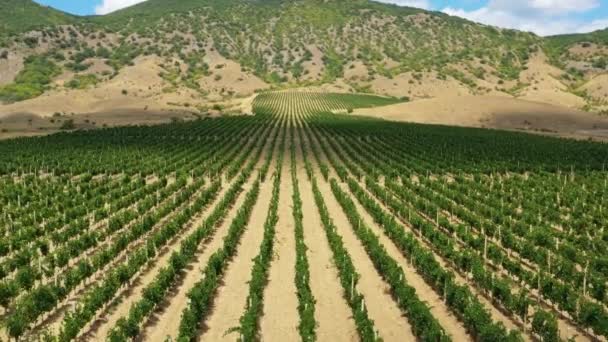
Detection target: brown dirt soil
<box><xmin>239</xmin><ymin>93</ymin><xmax>258</xmax><ymax>115</ymax></box>
<box><xmin>568</xmin><ymin>43</ymin><xmax>608</xmax><ymax>58</ymax></box>
<box><xmin>338</xmin><ymin>178</ymin><xmax>472</xmax><ymax>341</ymax></box>
<box><xmin>79</xmin><ymin>178</ymin><xmax>236</xmax><ymax>341</ymax></box>
<box><xmin>259</xmin><ymin>139</ymin><xmax>300</xmax><ymax>341</ymax></box>
<box><xmin>137</xmin><ymin>181</ymin><xmax>251</xmax><ymax>342</ymax></box>
<box><xmin>519</xmin><ymin>53</ymin><xmax>586</xmax><ymax>109</ymax></box>
<box><xmin>200</xmin><ymin>49</ymin><xmax>269</xmax><ymax>98</ymax></box>
<box><xmin>0</xmin><ymin>110</ymin><xmax>196</xmax><ymax>140</ymax></box>
<box><xmin>316</xmin><ymin>176</ymin><xmax>415</xmax><ymax>342</ymax></box>
<box><xmin>137</xmin><ymin>127</ymin><xmax>275</xmax><ymax>342</ymax></box>
<box><xmin>0</xmin><ymin>51</ymin><xmax>24</xmax><ymax>86</ymax></box>
<box><xmin>297</xmin><ymin>128</ymin><xmax>359</xmax><ymax>342</ymax></box>
<box><xmin>344</xmin><ymin>61</ymin><xmax>369</xmax><ymax>81</ymax></box>
<box><xmin>0</xmin><ymin>53</ymin><xmax>264</xmax><ymax>139</ymax></box>
<box><xmin>200</xmin><ymin>177</ymin><xmax>275</xmax><ymax>341</ymax></box>
<box><xmin>353</xmin><ymin>94</ymin><xmax>608</xmax><ymax>140</ymax></box>
<box><xmin>303</xmin><ymin>123</ymin><xmax>415</xmax><ymax>341</ymax></box>
<box><xmin>582</xmin><ymin>74</ymin><xmax>608</xmax><ymax>100</ymax></box>
<box><xmin>368</xmin><ymin>71</ymin><xmax>470</xmax><ymax>99</ymax></box>
<box><xmin>301</xmin><ymin>45</ymin><xmax>324</xmax><ymax>81</ymax></box>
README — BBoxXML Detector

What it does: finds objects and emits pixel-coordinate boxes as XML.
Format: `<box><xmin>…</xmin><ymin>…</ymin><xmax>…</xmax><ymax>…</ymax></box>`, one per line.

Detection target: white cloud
<box><xmin>489</xmin><ymin>0</ymin><xmax>599</xmax><ymax>15</ymax></box>
<box><xmin>577</xmin><ymin>18</ymin><xmax>608</xmax><ymax>33</ymax></box>
<box><xmin>95</xmin><ymin>0</ymin><xmax>147</xmax><ymax>15</ymax></box>
<box><xmin>442</xmin><ymin>0</ymin><xmax>607</xmax><ymax>36</ymax></box>
<box><xmin>375</xmin><ymin>0</ymin><xmax>431</xmax><ymax>10</ymax></box>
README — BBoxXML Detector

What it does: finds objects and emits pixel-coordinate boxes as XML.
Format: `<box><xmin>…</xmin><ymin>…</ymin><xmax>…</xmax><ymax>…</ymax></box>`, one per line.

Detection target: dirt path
<box><xmin>300</xmin><ymin>124</ymin><xmax>415</xmax><ymax>341</ymax></box>
<box><xmin>297</xmin><ymin>136</ymin><xmax>359</xmax><ymax>341</ymax></box>
<box><xmin>313</xmin><ymin>131</ymin><xmax>473</xmax><ymax>339</ymax></box>
<box><xmin>36</xmin><ymin>179</ymin><xmax>210</xmax><ymax>338</ymax></box>
<box><xmin>136</xmin><ymin>127</ymin><xmax>277</xmax><ymax>342</ymax></box>
<box><xmin>410</xmin><ymin>180</ymin><xmax>593</xmax><ymax>341</ymax></box>
<box><xmin>200</xmin><ymin>177</ymin><xmax>276</xmax><ymax>340</ymax></box>
<box><xmin>363</xmin><ymin>182</ymin><xmax>531</xmax><ymax>335</ymax></box>
<box><xmin>315</xmin><ymin>176</ymin><xmax>415</xmax><ymax>341</ymax></box>
<box><xmin>79</xmin><ymin>180</ymin><xmax>231</xmax><ymax>340</ymax></box>
<box><xmin>136</xmin><ymin>178</ymin><xmax>255</xmax><ymax>342</ymax></box>
<box><xmin>259</xmin><ymin>137</ymin><xmax>300</xmax><ymax>342</ymax></box>
<box><xmin>337</xmin><ymin>179</ymin><xmax>471</xmax><ymax>340</ymax></box>
<box><xmin>304</xmin><ymin>121</ymin><xmax>531</xmax><ymax>341</ymax></box>
<box><xmin>309</xmin><ymin>125</ymin><xmax>531</xmax><ymax>337</ymax></box>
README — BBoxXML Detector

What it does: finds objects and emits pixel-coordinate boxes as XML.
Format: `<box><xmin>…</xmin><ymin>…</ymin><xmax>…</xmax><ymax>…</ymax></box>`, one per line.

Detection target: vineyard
<box><xmin>0</xmin><ymin>91</ymin><xmax>607</xmax><ymax>341</ymax></box>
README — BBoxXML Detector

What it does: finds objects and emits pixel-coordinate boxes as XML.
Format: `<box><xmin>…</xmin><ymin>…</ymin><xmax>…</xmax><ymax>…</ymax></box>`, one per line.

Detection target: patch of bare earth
<box><xmin>368</xmin><ymin>71</ymin><xmax>470</xmax><ymax>99</ymax></box>
<box><xmin>239</xmin><ymin>93</ymin><xmax>258</xmax><ymax>115</ymax></box>
<box><xmin>200</xmin><ymin>49</ymin><xmax>269</xmax><ymax>99</ymax></box>
<box><xmin>519</xmin><ymin>52</ymin><xmax>586</xmax><ymax>109</ymax></box>
<box><xmin>0</xmin><ymin>55</ymin><xmax>174</xmax><ymax>117</ymax></box>
<box><xmin>0</xmin><ymin>51</ymin><xmax>24</xmax><ymax>86</ymax></box>
<box><xmin>354</xmin><ymin>94</ymin><xmax>608</xmax><ymax>140</ymax></box>
<box><xmin>297</xmin><ymin>128</ymin><xmax>359</xmax><ymax>341</ymax></box>
<box><xmin>137</xmin><ymin>128</ymin><xmax>275</xmax><ymax>342</ymax></box>
<box><xmin>338</xmin><ymin>178</ymin><xmax>471</xmax><ymax>341</ymax></box>
<box><xmin>582</xmin><ymin>74</ymin><xmax>608</xmax><ymax>100</ymax></box>
<box><xmin>315</xmin><ymin>175</ymin><xmax>415</xmax><ymax>341</ymax></box>
<box><xmin>259</xmin><ymin>134</ymin><xmax>300</xmax><ymax>341</ymax></box>
<box><xmin>79</xmin><ymin>177</ymin><xmax>236</xmax><ymax>341</ymax></box>
<box><xmin>304</xmin><ymin>124</ymin><xmax>414</xmax><ymax>341</ymax></box>
<box><xmin>200</xmin><ymin>176</ymin><xmax>275</xmax><ymax>341</ymax></box>
<box><xmin>301</xmin><ymin>45</ymin><xmax>324</xmax><ymax>81</ymax></box>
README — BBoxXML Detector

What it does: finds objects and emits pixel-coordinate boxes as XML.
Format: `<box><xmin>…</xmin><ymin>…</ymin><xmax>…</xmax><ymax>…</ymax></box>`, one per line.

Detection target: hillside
<box><xmin>0</xmin><ymin>0</ymin><xmax>607</xmax><ymax>138</ymax></box>
<box><xmin>0</xmin><ymin>0</ymin><xmax>75</xmax><ymax>39</ymax></box>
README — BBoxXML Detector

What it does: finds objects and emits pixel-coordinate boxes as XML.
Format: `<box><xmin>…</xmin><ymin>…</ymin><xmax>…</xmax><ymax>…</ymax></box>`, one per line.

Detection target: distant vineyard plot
<box><xmin>0</xmin><ymin>92</ymin><xmax>606</xmax><ymax>342</ymax></box>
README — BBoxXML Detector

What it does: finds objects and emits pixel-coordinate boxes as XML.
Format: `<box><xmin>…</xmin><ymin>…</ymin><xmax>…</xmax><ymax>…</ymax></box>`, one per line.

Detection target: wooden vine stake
<box><xmin>483</xmin><ymin>235</ymin><xmax>488</xmax><ymax>261</ymax></box>
<box><xmin>583</xmin><ymin>261</ymin><xmax>589</xmax><ymax>298</ymax></box>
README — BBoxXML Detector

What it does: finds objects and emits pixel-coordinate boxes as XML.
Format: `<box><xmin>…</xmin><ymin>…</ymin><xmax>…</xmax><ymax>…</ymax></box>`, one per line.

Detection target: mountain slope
<box><xmin>0</xmin><ymin>0</ymin><xmax>607</xmax><ymax>123</ymax></box>
<box><xmin>93</xmin><ymin>0</ymin><xmax>537</xmax><ymax>82</ymax></box>
<box><xmin>0</xmin><ymin>0</ymin><xmax>75</xmax><ymax>41</ymax></box>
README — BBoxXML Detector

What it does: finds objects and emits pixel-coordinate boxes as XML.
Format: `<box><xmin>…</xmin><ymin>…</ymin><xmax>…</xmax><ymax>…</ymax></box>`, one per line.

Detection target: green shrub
<box><xmin>0</xmin><ymin>55</ymin><xmax>60</xmax><ymax>103</ymax></box>
<box><xmin>60</xmin><ymin>119</ymin><xmax>75</xmax><ymax>130</ymax></box>
<box><xmin>66</xmin><ymin>74</ymin><xmax>99</xmax><ymax>89</ymax></box>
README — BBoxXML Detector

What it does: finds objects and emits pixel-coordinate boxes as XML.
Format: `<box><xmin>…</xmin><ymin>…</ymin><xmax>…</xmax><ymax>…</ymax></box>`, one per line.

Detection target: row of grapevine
<box><xmin>291</xmin><ymin>122</ymin><xmax>316</xmax><ymax>341</ymax></box>
<box><xmin>236</xmin><ymin>119</ymin><xmax>285</xmax><ymax>340</ymax></box>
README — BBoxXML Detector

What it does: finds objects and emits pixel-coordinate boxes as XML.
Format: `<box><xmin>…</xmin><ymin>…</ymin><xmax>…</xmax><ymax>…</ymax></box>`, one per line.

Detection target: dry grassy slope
<box><xmin>353</xmin><ymin>94</ymin><xmax>608</xmax><ymax>141</ymax></box>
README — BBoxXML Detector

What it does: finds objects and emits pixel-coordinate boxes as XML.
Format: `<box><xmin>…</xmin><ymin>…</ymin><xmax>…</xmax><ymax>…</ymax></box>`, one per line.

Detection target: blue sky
<box><xmin>33</xmin><ymin>0</ymin><xmax>608</xmax><ymax>36</ymax></box>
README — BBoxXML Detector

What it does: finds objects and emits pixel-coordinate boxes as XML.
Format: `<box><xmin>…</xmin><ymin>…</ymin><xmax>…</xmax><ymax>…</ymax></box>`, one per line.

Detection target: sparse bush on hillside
<box><xmin>0</xmin><ymin>51</ymin><xmax>8</xmax><ymax>59</ymax></box>
<box><xmin>65</xmin><ymin>61</ymin><xmax>91</xmax><ymax>72</ymax></box>
<box><xmin>95</xmin><ymin>46</ymin><xmax>111</xmax><ymax>59</ymax></box>
<box><xmin>593</xmin><ymin>57</ymin><xmax>607</xmax><ymax>70</ymax></box>
<box><xmin>23</xmin><ymin>36</ymin><xmax>38</xmax><ymax>48</ymax></box>
<box><xmin>66</xmin><ymin>74</ymin><xmax>99</xmax><ymax>89</ymax></box>
<box><xmin>59</xmin><ymin>119</ymin><xmax>75</xmax><ymax>130</ymax></box>
<box><xmin>0</xmin><ymin>55</ymin><xmax>60</xmax><ymax>103</ymax></box>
